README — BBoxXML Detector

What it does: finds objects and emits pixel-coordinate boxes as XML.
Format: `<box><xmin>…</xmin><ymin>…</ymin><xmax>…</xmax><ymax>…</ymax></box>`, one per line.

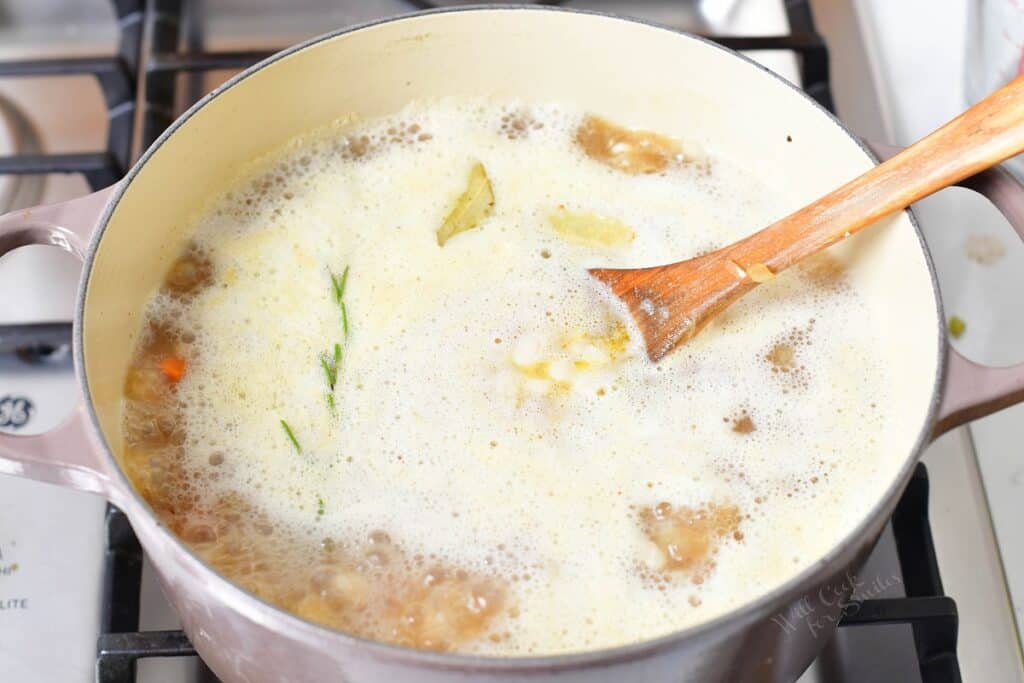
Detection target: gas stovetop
<box><xmin>0</xmin><ymin>1</ymin><xmax>1020</xmax><ymax>682</ymax></box>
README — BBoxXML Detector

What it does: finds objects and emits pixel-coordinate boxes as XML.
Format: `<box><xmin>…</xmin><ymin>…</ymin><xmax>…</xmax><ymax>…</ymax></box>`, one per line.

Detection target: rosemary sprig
<box><xmin>323</xmin><ymin>267</ymin><xmax>350</xmax><ymax>416</ymax></box>
<box><xmin>280</xmin><ymin>419</ymin><xmax>301</xmax><ymax>453</ymax></box>
<box><xmin>320</xmin><ymin>342</ymin><xmax>343</xmax><ymax>409</ymax></box>
<box><xmin>321</xmin><ymin>345</ymin><xmax>341</xmax><ymax>387</ymax></box>
<box><xmin>330</xmin><ymin>265</ymin><xmax>350</xmax><ymax>303</ymax></box>
<box><xmin>329</xmin><ymin>266</ymin><xmax>351</xmax><ymax>338</ymax></box>
<box><xmin>320</xmin><ymin>356</ymin><xmax>336</xmax><ymax>389</ymax></box>
<box><xmin>339</xmin><ymin>265</ymin><xmax>349</xmax><ymax>300</ymax></box>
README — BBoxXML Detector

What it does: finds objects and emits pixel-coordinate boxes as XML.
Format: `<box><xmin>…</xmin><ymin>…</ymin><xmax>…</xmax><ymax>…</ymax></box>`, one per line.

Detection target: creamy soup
<box><xmin>121</xmin><ymin>99</ymin><xmax>891</xmax><ymax>655</ymax></box>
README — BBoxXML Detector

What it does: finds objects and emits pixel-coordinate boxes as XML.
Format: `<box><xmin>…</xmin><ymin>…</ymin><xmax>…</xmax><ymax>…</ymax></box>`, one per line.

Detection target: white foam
<box><xmin>139</xmin><ymin>98</ymin><xmax>892</xmax><ymax>655</ymax></box>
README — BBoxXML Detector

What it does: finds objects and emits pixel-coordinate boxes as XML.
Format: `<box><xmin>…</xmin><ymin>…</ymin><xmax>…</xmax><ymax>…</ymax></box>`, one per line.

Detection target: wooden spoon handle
<box><xmin>726</xmin><ymin>73</ymin><xmax>1024</xmax><ymax>274</ymax></box>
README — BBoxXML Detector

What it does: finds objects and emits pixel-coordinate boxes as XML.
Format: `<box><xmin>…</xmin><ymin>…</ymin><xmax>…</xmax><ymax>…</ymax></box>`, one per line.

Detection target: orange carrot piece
<box><xmin>160</xmin><ymin>356</ymin><xmax>186</xmax><ymax>383</ymax></box>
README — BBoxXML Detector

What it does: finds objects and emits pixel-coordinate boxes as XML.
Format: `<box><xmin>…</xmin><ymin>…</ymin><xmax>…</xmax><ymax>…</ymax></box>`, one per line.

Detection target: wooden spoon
<box><xmin>590</xmin><ymin>74</ymin><xmax>1024</xmax><ymax>362</ymax></box>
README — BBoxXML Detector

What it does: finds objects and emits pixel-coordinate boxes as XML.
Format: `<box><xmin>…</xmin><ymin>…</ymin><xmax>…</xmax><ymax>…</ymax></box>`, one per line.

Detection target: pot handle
<box><xmin>0</xmin><ymin>186</ymin><xmax>118</xmax><ymax>495</ymax></box>
<box><xmin>866</xmin><ymin>141</ymin><xmax>1024</xmax><ymax>437</ymax></box>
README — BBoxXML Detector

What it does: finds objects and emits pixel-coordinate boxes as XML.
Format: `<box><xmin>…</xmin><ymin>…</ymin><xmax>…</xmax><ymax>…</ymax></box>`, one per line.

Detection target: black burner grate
<box><xmin>0</xmin><ymin>0</ymin><xmax>143</xmax><ymax>190</ymax></box>
<box><xmin>136</xmin><ymin>0</ymin><xmax>833</xmax><ymax>151</ymax></box>
<box><xmin>0</xmin><ymin>1</ymin><xmax>956</xmax><ymax>681</ymax></box>
<box><xmin>838</xmin><ymin>465</ymin><xmax>961</xmax><ymax>682</ymax></box>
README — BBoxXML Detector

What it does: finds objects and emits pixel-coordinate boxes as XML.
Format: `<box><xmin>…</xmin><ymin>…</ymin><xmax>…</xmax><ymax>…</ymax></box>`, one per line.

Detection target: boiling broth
<box><xmin>121</xmin><ymin>99</ymin><xmax>891</xmax><ymax>655</ymax></box>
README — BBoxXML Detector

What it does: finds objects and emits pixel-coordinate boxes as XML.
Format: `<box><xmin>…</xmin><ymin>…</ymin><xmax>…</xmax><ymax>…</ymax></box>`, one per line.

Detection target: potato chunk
<box><xmin>549</xmin><ymin>208</ymin><xmax>635</xmax><ymax>248</ymax></box>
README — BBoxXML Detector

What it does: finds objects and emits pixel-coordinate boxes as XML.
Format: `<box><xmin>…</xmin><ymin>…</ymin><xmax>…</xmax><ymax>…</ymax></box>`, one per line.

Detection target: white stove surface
<box><xmin>842</xmin><ymin>0</ymin><xmax>1024</xmax><ymax>676</ymax></box>
<box><xmin>0</xmin><ymin>1</ymin><xmax>1022</xmax><ymax>682</ymax></box>
<box><xmin>0</xmin><ymin>3</ymin><xmax>115</xmax><ymax>682</ymax></box>
<box><xmin>0</xmin><ymin>354</ymin><xmax>104</xmax><ymax>683</ymax></box>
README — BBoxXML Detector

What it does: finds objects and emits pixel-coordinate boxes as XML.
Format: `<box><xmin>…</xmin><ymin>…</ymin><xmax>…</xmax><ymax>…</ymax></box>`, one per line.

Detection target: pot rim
<box><xmin>74</xmin><ymin>3</ymin><xmax>946</xmax><ymax>673</ymax></box>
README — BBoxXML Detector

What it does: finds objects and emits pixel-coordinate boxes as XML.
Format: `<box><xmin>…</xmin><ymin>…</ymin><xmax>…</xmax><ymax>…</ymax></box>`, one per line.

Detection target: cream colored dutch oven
<box><xmin>2</xmin><ymin>8</ymin><xmax>1024</xmax><ymax>682</ymax></box>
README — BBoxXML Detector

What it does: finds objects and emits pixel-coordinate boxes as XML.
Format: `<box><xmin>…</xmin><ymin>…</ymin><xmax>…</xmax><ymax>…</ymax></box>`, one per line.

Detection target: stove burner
<box><xmin>0</xmin><ymin>0</ymin><xmax>142</xmax><ymax>190</ymax></box>
<box><xmin>14</xmin><ymin>343</ymin><xmax>70</xmax><ymax>365</ymax></box>
<box><xmin>0</xmin><ymin>93</ymin><xmax>44</xmax><ymax>214</ymax></box>
<box><xmin>0</xmin><ymin>322</ymin><xmax>73</xmax><ymax>360</ymax></box>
